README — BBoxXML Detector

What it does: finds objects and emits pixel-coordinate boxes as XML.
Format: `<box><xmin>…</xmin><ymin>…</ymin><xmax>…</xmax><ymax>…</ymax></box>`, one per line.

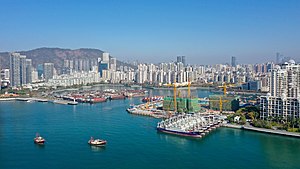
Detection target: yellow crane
<box><xmin>218</xmin><ymin>82</ymin><xmax>228</xmax><ymax>96</ymax></box>
<box><xmin>166</xmin><ymin>82</ymin><xmax>178</xmax><ymax>111</ymax></box>
<box><xmin>177</xmin><ymin>90</ymin><xmax>181</xmax><ymax>97</ymax></box>
<box><xmin>188</xmin><ymin>80</ymin><xmax>191</xmax><ymax>98</ymax></box>
<box><xmin>206</xmin><ymin>82</ymin><xmax>231</xmax><ymax>113</ymax></box>
<box><xmin>209</xmin><ymin>96</ymin><xmax>229</xmax><ymax>113</ymax></box>
<box><xmin>218</xmin><ymin>82</ymin><xmax>236</xmax><ymax>96</ymax></box>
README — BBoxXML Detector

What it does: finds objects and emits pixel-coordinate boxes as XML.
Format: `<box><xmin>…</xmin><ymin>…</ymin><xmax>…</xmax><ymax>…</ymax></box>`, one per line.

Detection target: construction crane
<box><xmin>188</xmin><ymin>80</ymin><xmax>191</xmax><ymax>98</ymax></box>
<box><xmin>166</xmin><ymin>82</ymin><xmax>178</xmax><ymax>111</ymax></box>
<box><xmin>209</xmin><ymin>96</ymin><xmax>229</xmax><ymax>113</ymax></box>
<box><xmin>218</xmin><ymin>82</ymin><xmax>236</xmax><ymax>96</ymax></box>
<box><xmin>218</xmin><ymin>82</ymin><xmax>228</xmax><ymax>96</ymax></box>
<box><xmin>177</xmin><ymin>90</ymin><xmax>181</xmax><ymax>97</ymax></box>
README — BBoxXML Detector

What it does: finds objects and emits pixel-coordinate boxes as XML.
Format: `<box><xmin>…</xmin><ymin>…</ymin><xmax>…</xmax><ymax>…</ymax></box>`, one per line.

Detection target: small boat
<box><xmin>88</xmin><ymin>137</ymin><xmax>107</xmax><ymax>146</ymax></box>
<box><xmin>34</xmin><ymin>133</ymin><xmax>45</xmax><ymax>144</ymax></box>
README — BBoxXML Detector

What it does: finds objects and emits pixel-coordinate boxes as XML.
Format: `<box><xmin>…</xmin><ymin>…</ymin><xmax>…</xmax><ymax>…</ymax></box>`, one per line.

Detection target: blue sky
<box><xmin>0</xmin><ymin>0</ymin><xmax>299</xmax><ymax>64</ymax></box>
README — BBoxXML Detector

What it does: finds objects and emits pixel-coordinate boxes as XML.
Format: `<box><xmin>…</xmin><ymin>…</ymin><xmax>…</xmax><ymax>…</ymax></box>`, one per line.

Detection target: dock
<box><xmin>157</xmin><ymin>113</ymin><xmax>223</xmax><ymax>138</ymax></box>
<box><xmin>222</xmin><ymin>123</ymin><xmax>300</xmax><ymax>138</ymax></box>
<box><xmin>127</xmin><ymin>101</ymin><xmax>168</xmax><ymax>118</ymax></box>
<box><xmin>242</xmin><ymin>126</ymin><xmax>300</xmax><ymax>138</ymax></box>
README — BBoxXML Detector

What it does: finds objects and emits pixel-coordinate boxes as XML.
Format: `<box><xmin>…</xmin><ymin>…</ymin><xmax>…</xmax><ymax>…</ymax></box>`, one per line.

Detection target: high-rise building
<box><xmin>10</xmin><ymin>53</ymin><xmax>21</xmax><ymax>87</ymax></box>
<box><xmin>20</xmin><ymin>55</ymin><xmax>27</xmax><ymax>85</ymax></box>
<box><xmin>268</xmin><ymin>60</ymin><xmax>300</xmax><ymax>98</ymax></box>
<box><xmin>36</xmin><ymin>64</ymin><xmax>43</xmax><ymax>79</ymax></box>
<box><xmin>102</xmin><ymin>53</ymin><xmax>110</xmax><ymax>62</ymax></box>
<box><xmin>43</xmin><ymin>63</ymin><xmax>54</xmax><ymax>82</ymax></box>
<box><xmin>181</xmin><ymin>56</ymin><xmax>186</xmax><ymax>66</ymax></box>
<box><xmin>98</xmin><ymin>62</ymin><xmax>109</xmax><ymax>77</ymax></box>
<box><xmin>110</xmin><ymin>57</ymin><xmax>117</xmax><ymax>71</ymax></box>
<box><xmin>276</xmin><ymin>52</ymin><xmax>282</xmax><ymax>64</ymax></box>
<box><xmin>26</xmin><ymin>59</ymin><xmax>32</xmax><ymax>84</ymax></box>
<box><xmin>260</xmin><ymin>60</ymin><xmax>300</xmax><ymax>120</ymax></box>
<box><xmin>176</xmin><ymin>56</ymin><xmax>182</xmax><ymax>63</ymax></box>
<box><xmin>1</xmin><ymin>69</ymin><xmax>10</xmax><ymax>80</ymax></box>
<box><xmin>31</xmin><ymin>68</ymin><xmax>39</xmax><ymax>83</ymax></box>
<box><xmin>231</xmin><ymin>56</ymin><xmax>236</xmax><ymax>67</ymax></box>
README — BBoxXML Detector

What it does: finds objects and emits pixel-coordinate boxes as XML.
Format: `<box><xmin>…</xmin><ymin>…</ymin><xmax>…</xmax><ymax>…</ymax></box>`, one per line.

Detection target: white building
<box><xmin>102</xmin><ymin>53</ymin><xmax>110</xmax><ymax>62</ymax></box>
<box><xmin>260</xmin><ymin>60</ymin><xmax>300</xmax><ymax>120</ymax></box>
<box><xmin>47</xmin><ymin>71</ymin><xmax>100</xmax><ymax>87</ymax></box>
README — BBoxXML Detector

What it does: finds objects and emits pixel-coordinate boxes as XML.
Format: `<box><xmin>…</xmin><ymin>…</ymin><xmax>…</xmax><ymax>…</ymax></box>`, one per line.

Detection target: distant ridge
<box><xmin>0</xmin><ymin>47</ymin><xmax>135</xmax><ymax>69</ymax></box>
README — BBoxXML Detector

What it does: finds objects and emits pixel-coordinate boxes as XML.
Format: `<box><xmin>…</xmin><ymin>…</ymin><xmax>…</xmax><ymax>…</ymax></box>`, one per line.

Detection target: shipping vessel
<box><xmin>109</xmin><ymin>94</ymin><xmax>126</xmax><ymax>100</ymax></box>
<box><xmin>89</xmin><ymin>97</ymin><xmax>107</xmax><ymax>104</ymax></box>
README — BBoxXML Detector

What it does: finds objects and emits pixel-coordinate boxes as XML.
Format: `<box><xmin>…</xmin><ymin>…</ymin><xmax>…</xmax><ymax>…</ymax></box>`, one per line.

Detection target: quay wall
<box><xmin>223</xmin><ymin>123</ymin><xmax>300</xmax><ymax>138</ymax></box>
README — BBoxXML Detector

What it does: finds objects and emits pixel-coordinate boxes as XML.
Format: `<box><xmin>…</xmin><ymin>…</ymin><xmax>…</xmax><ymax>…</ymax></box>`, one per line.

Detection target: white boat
<box><xmin>34</xmin><ymin>133</ymin><xmax>45</xmax><ymax>144</ymax></box>
<box><xmin>88</xmin><ymin>137</ymin><xmax>107</xmax><ymax>146</ymax></box>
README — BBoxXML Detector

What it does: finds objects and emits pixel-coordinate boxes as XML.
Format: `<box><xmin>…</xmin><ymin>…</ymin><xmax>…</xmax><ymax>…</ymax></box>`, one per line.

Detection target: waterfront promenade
<box><xmin>223</xmin><ymin>123</ymin><xmax>300</xmax><ymax>138</ymax></box>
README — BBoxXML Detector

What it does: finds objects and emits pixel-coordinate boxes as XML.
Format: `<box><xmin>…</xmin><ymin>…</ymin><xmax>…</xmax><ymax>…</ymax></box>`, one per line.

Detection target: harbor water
<box><xmin>1</xmin><ymin>89</ymin><xmax>300</xmax><ymax>169</ymax></box>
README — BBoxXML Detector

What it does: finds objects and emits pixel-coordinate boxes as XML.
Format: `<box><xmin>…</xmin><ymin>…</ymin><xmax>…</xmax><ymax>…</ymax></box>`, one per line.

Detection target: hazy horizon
<box><xmin>1</xmin><ymin>0</ymin><xmax>299</xmax><ymax>64</ymax></box>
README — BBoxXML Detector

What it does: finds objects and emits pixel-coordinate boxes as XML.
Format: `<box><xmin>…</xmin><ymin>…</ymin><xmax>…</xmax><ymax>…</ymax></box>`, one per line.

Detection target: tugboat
<box><xmin>34</xmin><ymin>133</ymin><xmax>45</xmax><ymax>144</ymax></box>
<box><xmin>88</xmin><ymin>137</ymin><xmax>107</xmax><ymax>146</ymax></box>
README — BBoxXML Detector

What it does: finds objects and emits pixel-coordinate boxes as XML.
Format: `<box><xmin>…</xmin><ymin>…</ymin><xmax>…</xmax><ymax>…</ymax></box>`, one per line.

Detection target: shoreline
<box><xmin>223</xmin><ymin>123</ymin><xmax>300</xmax><ymax>138</ymax></box>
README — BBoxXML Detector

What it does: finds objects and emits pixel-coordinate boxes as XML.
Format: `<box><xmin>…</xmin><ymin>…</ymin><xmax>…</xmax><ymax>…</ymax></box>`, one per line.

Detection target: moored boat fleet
<box><xmin>157</xmin><ymin>113</ymin><xmax>223</xmax><ymax>138</ymax></box>
<box><xmin>55</xmin><ymin>89</ymin><xmax>147</xmax><ymax>104</ymax></box>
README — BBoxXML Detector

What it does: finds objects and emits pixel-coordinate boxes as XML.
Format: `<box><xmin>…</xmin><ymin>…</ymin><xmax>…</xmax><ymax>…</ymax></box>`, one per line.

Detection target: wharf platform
<box><xmin>243</xmin><ymin>126</ymin><xmax>300</xmax><ymax>138</ymax></box>
<box><xmin>223</xmin><ymin>123</ymin><xmax>300</xmax><ymax>138</ymax></box>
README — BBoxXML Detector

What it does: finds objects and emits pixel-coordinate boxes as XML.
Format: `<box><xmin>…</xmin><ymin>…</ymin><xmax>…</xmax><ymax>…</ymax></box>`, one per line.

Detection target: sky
<box><xmin>0</xmin><ymin>0</ymin><xmax>300</xmax><ymax>64</ymax></box>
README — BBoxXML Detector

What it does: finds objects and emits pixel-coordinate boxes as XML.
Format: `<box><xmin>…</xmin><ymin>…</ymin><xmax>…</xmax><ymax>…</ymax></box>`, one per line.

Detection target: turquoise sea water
<box><xmin>1</xmin><ymin>89</ymin><xmax>300</xmax><ymax>169</ymax></box>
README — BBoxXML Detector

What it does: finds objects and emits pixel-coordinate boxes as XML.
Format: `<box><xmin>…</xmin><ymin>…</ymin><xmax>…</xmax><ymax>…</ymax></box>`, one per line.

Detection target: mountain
<box><xmin>0</xmin><ymin>47</ymin><xmax>136</xmax><ymax>70</ymax></box>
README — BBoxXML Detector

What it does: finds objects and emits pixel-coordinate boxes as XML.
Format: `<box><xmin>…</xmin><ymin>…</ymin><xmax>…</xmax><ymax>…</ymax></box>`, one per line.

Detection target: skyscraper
<box><xmin>43</xmin><ymin>63</ymin><xmax>54</xmax><ymax>82</ymax></box>
<box><xmin>20</xmin><ymin>55</ymin><xmax>27</xmax><ymax>85</ymax></box>
<box><xmin>98</xmin><ymin>62</ymin><xmax>109</xmax><ymax>77</ymax></box>
<box><xmin>110</xmin><ymin>57</ymin><xmax>117</xmax><ymax>71</ymax></box>
<box><xmin>181</xmin><ymin>56</ymin><xmax>186</xmax><ymax>66</ymax></box>
<box><xmin>268</xmin><ymin>60</ymin><xmax>300</xmax><ymax>98</ymax></box>
<box><xmin>10</xmin><ymin>53</ymin><xmax>21</xmax><ymax>87</ymax></box>
<box><xmin>26</xmin><ymin>59</ymin><xmax>32</xmax><ymax>84</ymax></box>
<box><xmin>231</xmin><ymin>56</ymin><xmax>236</xmax><ymax>67</ymax></box>
<box><xmin>176</xmin><ymin>56</ymin><xmax>182</xmax><ymax>63</ymax></box>
<box><xmin>102</xmin><ymin>53</ymin><xmax>110</xmax><ymax>62</ymax></box>
<box><xmin>276</xmin><ymin>52</ymin><xmax>282</xmax><ymax>64</ymax></box>
<box><xmin>260</xmin><ymin>60</ymin><xmax>300</xmax><ymax>120</ymax></box>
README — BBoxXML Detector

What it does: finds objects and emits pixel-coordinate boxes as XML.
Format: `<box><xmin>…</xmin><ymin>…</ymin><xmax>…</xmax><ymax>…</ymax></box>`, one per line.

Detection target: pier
<box><xmin>127</xmin><ymin>101</ymin><xmax>168</xmax><ymax>118</ymax></box>
<box><xmin>222</xmin><ymin>123</ymin><xmax>300</xmax><ymax>138</ymax></box>
<box><xmin>157</xmin><ymin>113</ymin><xmax>223</xmax><ymax>138</ymax></box>
<box><xmin>242</xmin><ymin>126</ymin><xmax>300</xmax><ymax>138</ymax></box>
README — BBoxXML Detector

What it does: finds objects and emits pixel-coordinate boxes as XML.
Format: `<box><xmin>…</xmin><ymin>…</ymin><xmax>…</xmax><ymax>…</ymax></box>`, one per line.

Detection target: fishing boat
<box><xmin>88</xmin><ymin>137</ymin><xmax>107</xmax><ymax>146</ymax></box>
<box><xmin>34</xmin><ymin>133</ymin><xmax>45</xmax><ymax>144</ymax></box>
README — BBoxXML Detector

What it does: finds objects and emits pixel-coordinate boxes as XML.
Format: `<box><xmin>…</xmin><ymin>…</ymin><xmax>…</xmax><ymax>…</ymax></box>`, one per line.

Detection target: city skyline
<box><xmin>0</xmin><ymin>0</ymin><xmax>300</xmax><ymax>64</ymax></box>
